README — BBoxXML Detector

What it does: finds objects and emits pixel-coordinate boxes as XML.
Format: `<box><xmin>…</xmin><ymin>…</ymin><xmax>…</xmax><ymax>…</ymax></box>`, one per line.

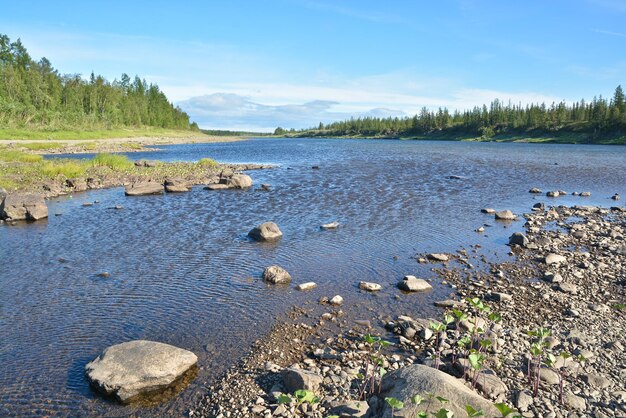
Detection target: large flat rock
<box><xmin>125</xmin><ymin>182</ymin><xmax>164</xmax><ymax>196</ymax></box>
<box><xmin>0</xmin><ymin>193</ymin><xmax>48</xmax><ymax>221</ymax></box>
<box><xmin>85</xmin><ymin>340</ymin><xmax>197</xmax><ymax>404</ymax></box>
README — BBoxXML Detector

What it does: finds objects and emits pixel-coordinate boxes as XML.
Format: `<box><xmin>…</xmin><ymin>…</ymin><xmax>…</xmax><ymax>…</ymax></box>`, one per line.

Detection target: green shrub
<box><xmin>197</xmin><ymin>157</ymin><xmax>218</xmax><ymax>168</ymax></box>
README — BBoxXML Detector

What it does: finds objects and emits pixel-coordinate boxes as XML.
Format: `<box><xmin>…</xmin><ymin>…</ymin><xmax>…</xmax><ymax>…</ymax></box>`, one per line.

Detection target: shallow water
<box><xmin>2</xmin><ymin>138</ymin><xmax>625</xmax><ymax>416</ymax></box>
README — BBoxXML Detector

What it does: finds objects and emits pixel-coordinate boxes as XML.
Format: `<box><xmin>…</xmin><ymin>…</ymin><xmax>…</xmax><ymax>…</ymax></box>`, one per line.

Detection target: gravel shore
<box><xmin>190</xmin><ymin>204</ymin><xmax>625</xmax><ymax>418</ymax></box>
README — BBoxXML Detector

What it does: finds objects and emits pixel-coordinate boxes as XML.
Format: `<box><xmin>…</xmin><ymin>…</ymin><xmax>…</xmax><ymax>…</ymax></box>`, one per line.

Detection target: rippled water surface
<box><xmin>2</xmin><ymin>138</ymin><xmax>625</xmax><ymax>416</ymax></box>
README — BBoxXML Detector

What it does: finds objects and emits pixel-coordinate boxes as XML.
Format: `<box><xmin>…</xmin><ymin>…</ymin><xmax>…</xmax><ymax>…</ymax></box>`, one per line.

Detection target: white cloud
<box><xmin>178</xmin><ymin>93</ymin><xmax>406</xmax><ymax>131</ymax></box>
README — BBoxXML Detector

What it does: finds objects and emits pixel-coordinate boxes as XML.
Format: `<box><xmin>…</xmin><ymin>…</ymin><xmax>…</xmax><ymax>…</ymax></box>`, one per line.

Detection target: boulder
<box><xmin>281</xmin><ymin>367</ymin><xmax>323</xmax><ymax>393</ymax></box>
<box><xmin>546</xmin><ymin>191</ymin><xmax>560</xmax><ymax>197</ymax></box>
<box><xmin>532</xmin><ymin>202</ymin><xmax>545</xmax><ymax>211</ymax></box>
<box><xmin>529</xmin><ymin>188</ymin><xmax>542</xmax><ymax>194</ymax></box>
<box><xmin>494</xmin><ymin>210</ymin><xmax>516</xmax><ymax>220</ymax></box>
<box><xmin>321</xmin><ymin>221</ymin><xmax>340</xmax><ymax>230</ymax></box>
<box><xmin>359</xmin><ymin>281</ymin><xmax>382</xmax><ymax>291</ymax></box>
<box><xmin>481</xmin><ymin>208</ymin><xmax>496</xmax><ymax>214</ymax></box>
<box><xmin>262</xmin><ymin>265</ymin><xmax>292</xmax><ymax>284</ymax></box>
<box><xmin>379</xmin><ymin>365</ymin><xmax>499</xmax><ymax>417</ymax></box>
<box><xmin>0</xmin><ymin>193</ymin><xmax>48</xmax><ymax>221</ymax></box>
<box><xmin>164</xmin><ymin>179</ymin><xmax>191</xmax><ymax>193</ymax></box>
<box><xmin>508</xmin><ymin>232</ymin><xmax>528</xmax><ymax>247</ymax></box>
<box><xmin>85</xmin><ymin>340</ymin><xmax>197</xmax><ymax>404</ymax></box>
<box><xmin>398</xmin><ymin>276</ymin><xmax>432</xmax><ymax>292</ymax></box>
<box><xmin>124</xmin><ymin>182</ymin><xmax>164</xmax><ymax>196</ymax></box>
<box><xmin>248</xmin><ymin>222</ymin><xmax>283</xmax><ymax>242</ymax></box>
<box><xmin>228</xmin><ymin>174</ymin><xmax>253</xmax><ymax>189</ymax></box>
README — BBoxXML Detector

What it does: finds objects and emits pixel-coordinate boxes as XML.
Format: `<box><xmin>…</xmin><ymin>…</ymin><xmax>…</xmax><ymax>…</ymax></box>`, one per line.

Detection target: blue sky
<box><xmin>2</xmin><ymin>0</ymin><xmax>625</xmax><ymax>131</ymax></box>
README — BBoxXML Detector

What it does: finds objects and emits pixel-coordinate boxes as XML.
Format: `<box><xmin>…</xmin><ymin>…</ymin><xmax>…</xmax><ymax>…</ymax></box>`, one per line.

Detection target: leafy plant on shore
<box><xmin>526</xmin><ymin>327</ymin><xmax>551</xmax><ymax>397</ymax></box>
<box><xmin>276</xmin><ymin>389</ymin><xmax>319</xmax><ymax>408</ymax></box>
<box><xmin>357</xmin><ymin>334</ymin><xmax>392</xmax><ymax>400</ymax></box>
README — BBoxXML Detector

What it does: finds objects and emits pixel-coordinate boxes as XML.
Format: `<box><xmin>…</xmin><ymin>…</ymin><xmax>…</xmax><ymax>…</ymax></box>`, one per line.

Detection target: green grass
<box><xmin>0</xmin><ymin>127</ymin><xmax>203</xmax><ymax>141</ymax></box>
<box><xmin>41</xmin><ymin>160</ymin><xmax>89</xmax><ymax>178</ymax></box>
<box><xmin>0</xmin><ymin>149</ymin><xmax>44</xmax><ymax>163</ymax></box>
<box><xmin>92</xmin><ymin>153</ymin><xmax>134</xmax><ymax>170</ymax></box>
<box><xmin>18</xmin><ymin>141</ymin><xmax>65</xmax><ymax>151</ymax></box>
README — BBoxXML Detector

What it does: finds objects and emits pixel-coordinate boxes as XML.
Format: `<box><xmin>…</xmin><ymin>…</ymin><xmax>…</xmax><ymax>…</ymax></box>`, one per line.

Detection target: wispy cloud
<box><xmin>594</xmin><ymin>28</ymin><xmax>626</xmax><ymax>38</ymax></box>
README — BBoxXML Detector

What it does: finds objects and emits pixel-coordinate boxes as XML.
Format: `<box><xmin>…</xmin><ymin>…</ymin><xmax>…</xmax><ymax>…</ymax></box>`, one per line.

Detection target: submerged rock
<box><xmin>248</xmin><ymin>222</ymin><xmax>283</xmax><ymax>242</ymax></box>
<box><xmin>124</xmin><ymin>182</ymin><xmax>164</xmax><ymax>196</ymax></box>
<box><xmin>0</xmin><ymin>193</ymin><xmax>48</xmax><ymax>221</ymax></box>
<box><xmin>85</xmin><ymin>340</ymin><xmax>197</xmax><ymax>404</ymax></box>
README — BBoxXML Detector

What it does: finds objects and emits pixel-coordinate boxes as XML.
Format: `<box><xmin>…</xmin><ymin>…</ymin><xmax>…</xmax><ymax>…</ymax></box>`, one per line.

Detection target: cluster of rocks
<box><xmin>431</xmin><ymin>204</ymin><xmax>626</xmax><ymax>417</ymax></box>
<box><xmin>1</xmin><ymin>162</ymin><xmax>271</xmax><ymax>223</ymax></box>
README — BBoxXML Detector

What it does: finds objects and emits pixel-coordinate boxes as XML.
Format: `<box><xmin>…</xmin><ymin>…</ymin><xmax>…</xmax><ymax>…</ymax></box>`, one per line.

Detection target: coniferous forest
<box><xmin>288</xmin><ymin>86</ymin><xmax>626</xmax><ymax>144</ymax></box>
<box><xmin>0</xmin><ymin>34</ymin><xmax>196</xmax><ymax>131</ymax></box>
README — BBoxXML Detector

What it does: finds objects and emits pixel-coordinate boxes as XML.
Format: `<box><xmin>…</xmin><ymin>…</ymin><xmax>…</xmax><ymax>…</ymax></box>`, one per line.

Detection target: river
<box><xmin>1</xmin><ymin>138</ymin><xmax>625</xmax><ymax>416</ymax></box>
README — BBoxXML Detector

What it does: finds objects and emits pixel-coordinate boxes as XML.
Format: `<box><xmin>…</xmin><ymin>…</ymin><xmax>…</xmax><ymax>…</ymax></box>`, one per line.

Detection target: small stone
<box><xmin>582</xmin><ymin>373</ymin><xmax>611</xmax><ymax>389</ymax></box>
<box><xmin>262</xmin><ymin>265</ymin><xmax>292</xmax><ymax>284</ymax></box>
<box><xmin>296</xmin><ymin>282</ymin><xmax>317</xmax><ymax>291</ymax></box>
<box><xmin>564</xmin><ymin>392</ymin><xmax>586</xmax><ymax>411</ymax></box>
<box><xmin>330</xmin><ymin>295</ymin><xmax>343</xmax><ymax>306</ymax></box>
<box><xmin>359</xmin><ymin>281</ymin><xmax>382</xmax><ymax>291</ymax></box>
<box><xmin>481</xmin><ymin>208</ymin><xmax>496</xmax><ymax>214</ymax></box>
<box><xmin>508</xmin><ymin>232</ymin><xmax>528</xmax><ymax>247</ymax></box>
<box><xmin>494</xmin><ymin>210</ymin><xmax>516</xmax><ymax>220</ymax></box>
<box><xmin>427</xmin><ymin>253</ymin><xmax>449</xmax><ymax>262</ymax></box>
<box><xmin>397</xmin><ymin>275</ymin><xmax>432</xmax><ymax>292</ymax></box>
<box><xmin>557</xmin><ymin>282</ymin><xmax>578</xmax><ymax>294</ymax></box>
<box><xmin>320</xmin><ymin>221</ymin><xmax>340</xmax><ymax>230</ymax></box>
<box><xmin>515</xmin><ymin>389</ymin><xmax>533</xmax><ymax>412</ymax></box>
<box><xmin>97</xmin><ymin>272</ymin><xmax>111</xmax><ymax>278</ymax></box>
<box><xmin>529</xmin><ymin>188</ymin><xmax>542</xmax><ymax>194</ymax></box>
<box><xmin>545</xmin><ymin>253</ymin><xmax>566</xmax><ymax>265</ymax></box>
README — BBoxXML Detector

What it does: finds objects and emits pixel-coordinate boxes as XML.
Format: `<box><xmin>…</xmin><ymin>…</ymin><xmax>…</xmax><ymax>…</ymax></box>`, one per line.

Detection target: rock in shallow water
<box><xmin>397</xmin><ymin>276</ymin><xmax>432</xmax><ymax>292</ymax></box>
<box><xmin>359</xmin><ymin>281</ymin><xmax>382</xmax><ymax>291</ymax></box>
<box><xmin>85</xmin><ymin>340</ymin><xmax>197</xmax><ymax>404</ymax></box>
<box><xmin>262</xmin><ymin>265</ymin><xmax>292</xmax><ymax>284</ymax></box>
<box><xmin>124</xmin><ymin>182</ymin><xmax>164</xmax><ymax>196</ymax></box>
<box><xmin>248</xmin><ymin>222</ymin><xmax>283</xmax><ymax>242</ymax></box>
<box><xmin>0</xmin><ymin>193</ymin><xmax>48</xmax><ymax>221</ymax></box>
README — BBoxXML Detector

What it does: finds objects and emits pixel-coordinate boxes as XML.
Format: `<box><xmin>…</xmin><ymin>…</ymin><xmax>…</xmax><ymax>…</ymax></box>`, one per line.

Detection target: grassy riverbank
<box><xmin>0</xmin><ymin>127</ymin><xmax>206</xmax><ymax>141</ymax></box>
<box><xmin>0</xmin><ymin>145</ymin><xmax>221</xmax><ymax>192</ymax></box>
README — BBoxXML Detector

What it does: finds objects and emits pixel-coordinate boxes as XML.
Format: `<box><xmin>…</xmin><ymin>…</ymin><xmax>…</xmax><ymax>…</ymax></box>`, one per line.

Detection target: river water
<box><xmin>1</xmin><ymin>138</ymin><xmax>625</xmax><ymax>416</ymax></box>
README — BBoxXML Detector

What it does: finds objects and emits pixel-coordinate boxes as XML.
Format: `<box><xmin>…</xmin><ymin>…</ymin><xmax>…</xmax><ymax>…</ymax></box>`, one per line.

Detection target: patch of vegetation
<box><xmin>197</xmin><ymin>157</ymin><xmax>218</xmax><ymax>168</ymax></box>
<box><xmin>0</xmin><ymin>149</ymin><xmax>43</xmax><ymax>163</ymax></box>
<box><xmin>92</xmin><ymin>153</ymin><xmax>134</xmax><ymax>170</ymax></box>
<box><xmin>41</xmin><ymin>160</ymin><xmax>89</xmax><ymax>179</ymax></box>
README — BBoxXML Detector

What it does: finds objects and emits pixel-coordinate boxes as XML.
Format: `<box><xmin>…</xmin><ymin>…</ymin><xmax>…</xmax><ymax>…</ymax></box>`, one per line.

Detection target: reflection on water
<box><xmin>2</xmin><ymin>138</ymin><xmax>625</xmax><ymax>416</ymax></box>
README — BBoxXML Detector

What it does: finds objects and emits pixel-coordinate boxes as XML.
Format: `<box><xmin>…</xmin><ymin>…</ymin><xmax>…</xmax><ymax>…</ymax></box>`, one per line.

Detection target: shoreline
<box><xmin>190</xmin><ymin>203</ymin><xmax>626</xmax><ymax>417</ymax></box>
